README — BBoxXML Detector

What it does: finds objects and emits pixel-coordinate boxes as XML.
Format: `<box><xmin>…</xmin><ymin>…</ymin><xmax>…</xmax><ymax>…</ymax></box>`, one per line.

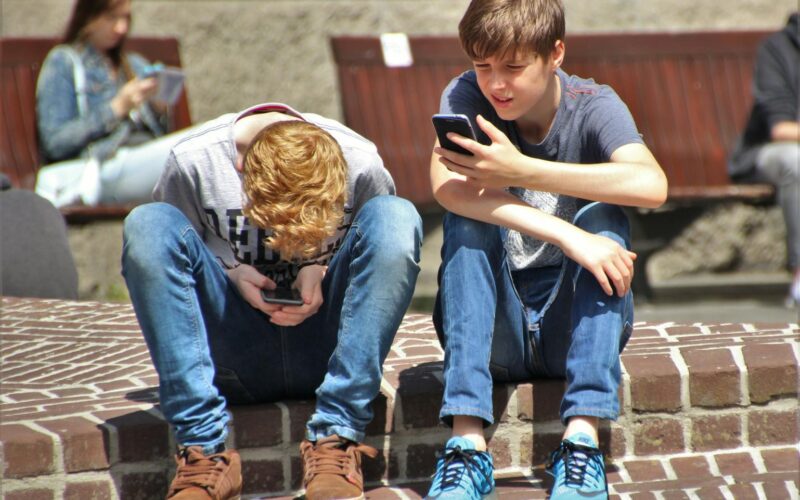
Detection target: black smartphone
<box><xmin>432</xmin><ymin>113</ymin><xmax>477</xmax><ymax>156</ymax></box>
<box><xmin>260</xmin><ymin>287</ymin><xmax>303</xmax><ymax>306</ymax></box>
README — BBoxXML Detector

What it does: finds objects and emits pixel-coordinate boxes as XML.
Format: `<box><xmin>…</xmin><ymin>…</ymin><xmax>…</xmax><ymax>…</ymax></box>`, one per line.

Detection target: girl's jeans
<box><xmin>35</xmin><ymin>126</ymin><xmax>199</xmax><ymax>208</ymax></box>
<box><xmin>122</xmin><ymin>196</ymin><xmax>421</xmax><ymax>452</ymax></box>
<box><xmin>433</xmin><ymin>202</ymin><xmax>634</xmax><ymax>426</ymax></box>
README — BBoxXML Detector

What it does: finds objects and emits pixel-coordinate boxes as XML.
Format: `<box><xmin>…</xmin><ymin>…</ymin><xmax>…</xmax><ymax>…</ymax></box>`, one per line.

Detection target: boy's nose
<box><xmin>115</xmin><ymin>19</ymin><xmax>129</xmax><ymax>35</ymax></box>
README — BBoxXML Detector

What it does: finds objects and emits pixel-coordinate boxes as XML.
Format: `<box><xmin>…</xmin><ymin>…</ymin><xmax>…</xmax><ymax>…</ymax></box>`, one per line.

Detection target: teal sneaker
<box><xmin>546</xmin><ymin>433</ymin><xmax>608</xmax><ymax>499</ymax></box>
<box><xmin>424</xmin><ymin>436</ymin><xmax>496</xmax><ymax>499</ymax></box>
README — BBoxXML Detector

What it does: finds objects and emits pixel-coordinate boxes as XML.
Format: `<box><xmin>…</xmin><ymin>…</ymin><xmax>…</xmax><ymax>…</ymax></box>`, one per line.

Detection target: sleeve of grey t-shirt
<box><xmin>152</xmin><ymin>150</ymin><xmax>205</xmax><ymax>236</ymax></box>
<box><xmin>346</xmin><ymin>146</ymin><xmax>396</xmax><ymax>217</ymax></box>
<box><xmin>580</xmin><ymin>88</ymin><xmax>644</xmax><ymax>162</ymax></box>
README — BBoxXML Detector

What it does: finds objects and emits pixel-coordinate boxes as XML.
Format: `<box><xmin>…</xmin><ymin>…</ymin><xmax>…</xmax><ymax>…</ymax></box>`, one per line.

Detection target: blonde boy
<box><xmin>123</xmin><ymin>103</ymin><xmax>422</xmax><ymax>500</ymax></box>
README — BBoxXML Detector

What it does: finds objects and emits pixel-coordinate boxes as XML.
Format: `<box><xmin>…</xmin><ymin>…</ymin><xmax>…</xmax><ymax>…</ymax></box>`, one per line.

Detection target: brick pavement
<box><xmin>0</xmin><ymin>296</ymin><xmax>798</xmax><ymax>499</ymax></box>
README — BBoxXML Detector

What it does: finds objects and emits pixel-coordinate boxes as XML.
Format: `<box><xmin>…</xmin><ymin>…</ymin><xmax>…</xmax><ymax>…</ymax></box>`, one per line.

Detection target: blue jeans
<box><xmin>35</xmin><ymin>125</ymin><xmax>202</xmax><ymax>208</ymax></box>
<box><xmin>122</xmin><ymin>196</ymin><xmax>421</xmax><ymax>451</ymax></box>
<box><xmin>433</xmin><ymin>202</ymin><xmax>634</xmax><ymax>426</ymax></box>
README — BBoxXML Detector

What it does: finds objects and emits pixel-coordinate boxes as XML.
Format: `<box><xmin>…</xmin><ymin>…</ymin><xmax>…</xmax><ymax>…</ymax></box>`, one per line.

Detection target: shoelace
<box><xmin>301</xmin><ymin>438</ymin><xmax>378</xmax><ymax>483</ymax></box>
<box><xmin>171</xmin><ymin>447</ymin><xmax>230</xmax><ymax>494</ymax></box>
<box><xmin>434</xmin><ymin>445</ymin><xmax>494</xmax><ymax>495</ymax></box>
<box><xmin>546</xmin><ymin>440</ymin><xmax>606</xmax><ymax>488</ymax></box>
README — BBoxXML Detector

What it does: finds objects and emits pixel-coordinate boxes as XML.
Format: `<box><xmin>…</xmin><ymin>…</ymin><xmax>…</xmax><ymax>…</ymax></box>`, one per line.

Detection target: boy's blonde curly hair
<box><xmin>242</xmin><ymin>120</ymin><xmax>348</xmax><ymax>261</ymax></box>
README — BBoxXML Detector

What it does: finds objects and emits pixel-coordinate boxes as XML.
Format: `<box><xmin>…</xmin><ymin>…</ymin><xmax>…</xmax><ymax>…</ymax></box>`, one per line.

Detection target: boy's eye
<box><xmin>507</xmin><ymin>65</ymin><xmax>525</xmax><ymax>71</ymax></box>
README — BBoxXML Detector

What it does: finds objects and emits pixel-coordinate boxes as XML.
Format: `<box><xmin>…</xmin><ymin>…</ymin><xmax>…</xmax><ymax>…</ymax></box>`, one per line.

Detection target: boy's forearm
<box><xmin>515</xmin><ymin>154</ymin><xmax>667</xmax><ymax>209</ymax></box>
<box><xmin>432</xmin><ymin>175</ymin><xmax>580</xmax><ymax>249</ymax></box>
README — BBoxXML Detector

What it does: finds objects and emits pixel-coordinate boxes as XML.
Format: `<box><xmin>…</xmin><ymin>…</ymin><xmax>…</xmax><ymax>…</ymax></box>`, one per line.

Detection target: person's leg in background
<box><xmin>754</xmin><ymin>142</ymin><xmax>800</xmax><ymax>305</ymax></box>
<box><xmin>100</xmin><ymin>124</ymin><xmax>204</xmax><ymax>204</ymax></box>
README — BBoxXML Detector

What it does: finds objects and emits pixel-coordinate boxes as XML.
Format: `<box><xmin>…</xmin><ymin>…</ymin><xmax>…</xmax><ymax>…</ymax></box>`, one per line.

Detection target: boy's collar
<box><xmin>235</xmin><ymin>103</ymin><xmax>306</xmax><ymax>123</ymax></box>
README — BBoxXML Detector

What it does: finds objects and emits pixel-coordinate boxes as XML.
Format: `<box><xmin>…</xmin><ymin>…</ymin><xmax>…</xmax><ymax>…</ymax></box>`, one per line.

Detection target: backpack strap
<box><xmin>61</xmin><ymin>45</ymin><xmax>89</xmax><ymax>117</ymax></box>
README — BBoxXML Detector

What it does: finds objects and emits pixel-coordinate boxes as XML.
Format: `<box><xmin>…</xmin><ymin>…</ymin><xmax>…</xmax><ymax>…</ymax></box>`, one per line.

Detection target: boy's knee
<box><xmin>359</xmin><ymin>196</ymin><xmax>422</xmax><ymax>254</ymax></box>
<box><xmin>442</xmin><ymin>211</ymin><xmax>501</xmax><ymax>249</ymax></box>
<box><xmin>123</xmin><ymin>203</ymin><xmax>186</xmax><ymax>261</ymax></box>
<box><xmin>573</xmin><ymin>203</ymin><xmax>630</xmax><ymax>246</ymax></box>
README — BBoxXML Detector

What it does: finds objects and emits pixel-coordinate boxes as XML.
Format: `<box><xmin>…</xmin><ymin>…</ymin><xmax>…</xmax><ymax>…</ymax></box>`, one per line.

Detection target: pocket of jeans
<box><xmin>619</xmin><ymin>321</ymin><xmax>633</xmax><ymax>352</ymax></box>
<box><xmin>213</xmin><ymin>365</ymin><xmax>256</xmax><ymax>404</ymax></box>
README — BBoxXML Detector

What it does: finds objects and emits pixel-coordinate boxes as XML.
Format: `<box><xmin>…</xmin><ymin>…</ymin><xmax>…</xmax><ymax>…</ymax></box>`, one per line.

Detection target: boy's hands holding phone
<box><xmin>434</xmin><ymin>114</ymin><xmax>528</xmax><ymax>188</ymax></box>
<box><xmin>262</xmin><ymin>264</ymin><xmax>326</xmax><ymax>327</ymax></box>
<box><xmin>226</xmin><ymin>263</ymin><xmax>324</xmax><ymax>326</ymax></box>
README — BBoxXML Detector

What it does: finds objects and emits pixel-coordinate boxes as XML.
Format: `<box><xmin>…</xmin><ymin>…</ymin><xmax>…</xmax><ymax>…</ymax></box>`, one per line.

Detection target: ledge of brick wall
<box><xmin>1</xmin><ymin>296</ymin><xmax>798</xmax><ymax>499</ymax></box>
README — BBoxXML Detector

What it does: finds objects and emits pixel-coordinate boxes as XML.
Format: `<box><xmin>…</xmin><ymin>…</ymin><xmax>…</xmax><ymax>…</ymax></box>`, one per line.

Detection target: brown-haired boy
<box><xmin>122</xmin><ymin>103</ymin><xmax>422</xmax><ymax>499</ymax></box>
<box><xmin>426</xmin><ymin>1</ymin><xmax>667</xmax><ymax>498</ymax></box>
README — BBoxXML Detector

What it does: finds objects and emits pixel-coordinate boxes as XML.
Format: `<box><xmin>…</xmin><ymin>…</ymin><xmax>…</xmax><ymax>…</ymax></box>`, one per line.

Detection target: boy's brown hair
<box><xmin>242</xmin><ymin>120</ymin><xmax>348</xmax><ymax>261</ymax></box>
<box><xmin>458</xmin><ymin>0</ymin><xmax>565</xmax><ymax>60</ymax></box>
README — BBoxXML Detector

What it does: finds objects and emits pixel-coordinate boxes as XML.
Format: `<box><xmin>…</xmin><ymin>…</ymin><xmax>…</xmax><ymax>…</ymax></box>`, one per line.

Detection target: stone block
<box><xmin>633</xmin><ymin>417</ymin><xmax>685</xmax><ymax>455</ymax></box>
<box><xmin>743</xmin><ymin>343</ymin><xmax>798</xmax><ymax>403</ymax></box>
<box><xmin>748</xmin><ymin>409</ymin><xmax>799</xmax><ymax>446</ymax></box>
<box><xmin>5</xmin><ymin>489</ymin><xmax>55</xmax><ymax>500</ymax></box>
<box><xmin>713</xmin><ymin>451</ymin><xmax>758</xmax><ymax>476</ymax></box>
<box><xmin>95</xmin><ymin>409</ymin><xmax>170</xmax><ymax>462</ymax></box>
<box><xmin>120</xmin><ymin>471</ymin><xmax>170</xmax><ymax>500</ymax></box>
<box><xmin>0</xmin><ymin>424</ymin><xmax>54</xmax><ymax>478</ymax></box>
<box><xmin>690</xmin><ymin>414</ymin><xmax>742</xmax><ymax>451</ymax></box>
<box><xmin>622</xmin><ymin>354</ymin><xmax>682</xmax><ymax>412</ymax></box>
<box><xmin>64</xmin><ymin>481</ymin><xmax>113</xmax><ymax>500</ymax></box>
<box><xmin>241</xmin><ymin>459</ymin><xmax>283</xmax><ymax>495</ymax></box>
<box><xmin>39</xmin><ymin>416</ymin><xmax>110</xmax><ymax>472</ymax></box>
<box><xmin>623</xmin><ymin>459</ymin><xmax>667</xmax><ymax>482</ymax></box>
<box><xmin>230</xmin><ymin>404</ymin><xmax>283</xmax><ymax>448</ymax></box>
<box><xmin>682</xmin><ymin>348</ymin><xmax>741</xmax><ymax>408</ymax></box>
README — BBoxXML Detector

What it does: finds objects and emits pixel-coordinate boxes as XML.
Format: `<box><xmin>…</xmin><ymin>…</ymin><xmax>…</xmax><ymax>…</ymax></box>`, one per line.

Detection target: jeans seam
<box><xmin>179</xmin><ymin>224</ymin><xmax>218</xmax><ymax>399</ymax></box>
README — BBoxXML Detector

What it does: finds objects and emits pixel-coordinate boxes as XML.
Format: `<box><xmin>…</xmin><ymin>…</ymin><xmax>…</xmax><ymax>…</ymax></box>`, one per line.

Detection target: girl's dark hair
<box><xmin>63</xmin><ymin>0</ymin><xmax>129</xmax><ymax>67</ymax></box>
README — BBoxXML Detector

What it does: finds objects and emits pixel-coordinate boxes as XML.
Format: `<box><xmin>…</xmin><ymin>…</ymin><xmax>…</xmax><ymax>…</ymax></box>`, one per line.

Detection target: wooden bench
<box><xmin>0</xmin><ymin>36</ymin><xmax>192</xmax><ymax>224</ymax></box>
<box><xmin>331</xmin><ymin>31</ymin><xmax>776</xmax><ymax>296</ymax></box>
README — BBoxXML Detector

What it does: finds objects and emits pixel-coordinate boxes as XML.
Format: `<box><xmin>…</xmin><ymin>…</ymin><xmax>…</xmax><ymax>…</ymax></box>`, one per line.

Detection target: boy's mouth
<box><xmin>491</xmin><ymin>95</ymin><xmax>513</xmax><ymax>107</ymax></box>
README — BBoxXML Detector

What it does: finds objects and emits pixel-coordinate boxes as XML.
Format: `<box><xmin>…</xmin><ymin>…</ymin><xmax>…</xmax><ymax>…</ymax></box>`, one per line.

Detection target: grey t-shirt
<box><xmin>440</xmin><ymin>68</ymin><xmax>643</xmax><ymax>269</ymax></box>
<box><xmin>153</xmin><ymin>102</ymin><xmax>395</xmax><ymax>286</ymax></box>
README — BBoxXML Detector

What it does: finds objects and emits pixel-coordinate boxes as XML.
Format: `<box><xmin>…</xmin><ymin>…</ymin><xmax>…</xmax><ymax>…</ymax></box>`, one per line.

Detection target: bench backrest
<box><xmin>332</xmin><ymin>31</ymin><xmax>773</xmax><ymax>209</ymax></box>
<box><xmin>0</xmin><ymin>36</ymin><xmax>191</xmax><ymax>190</ymax></box>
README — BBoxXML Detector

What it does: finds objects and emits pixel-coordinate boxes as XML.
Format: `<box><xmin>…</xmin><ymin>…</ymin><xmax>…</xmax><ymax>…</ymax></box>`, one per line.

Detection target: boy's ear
<box><xmin>550</xmin><ymin>40</ymin><xmax>565</xmax><ymax>70</ymax></box>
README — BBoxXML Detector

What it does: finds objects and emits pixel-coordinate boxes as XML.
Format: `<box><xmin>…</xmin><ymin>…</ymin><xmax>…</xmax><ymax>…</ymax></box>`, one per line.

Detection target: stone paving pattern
<box><xmin>0</xmin><ymin>296</ymin><xmax>798</xmax><ymax>499</ymax></box>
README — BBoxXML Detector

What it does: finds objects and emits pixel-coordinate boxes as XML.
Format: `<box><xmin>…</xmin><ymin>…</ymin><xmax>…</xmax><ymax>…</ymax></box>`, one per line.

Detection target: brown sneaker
<box><xmin>167</xmin><ymin>446</ymin><xmax>242</xmax><ymax>500</ymax></box>
<box><xmin>300</xmin><ymin>435</ymin><xmax>379</xmax><ymax>500</ymax></box>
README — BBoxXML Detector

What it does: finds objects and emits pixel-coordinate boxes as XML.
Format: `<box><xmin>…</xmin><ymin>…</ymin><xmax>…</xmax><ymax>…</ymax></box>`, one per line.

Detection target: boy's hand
<box><xmin>267</xmin><ymin>264</ymin><xmax>327</xmax><ymax>327</ymax></box>
<box><xmin>434</xmin><ymin>114</ymin><xmax>526</xmax><ymax>188</ymax></box>
<box><xmin>561</xmin><ymin>230</ymin><xmax>637</xmax><ymax>297</ymax></box>
<box><xmin>225</xmin><ymin>263</ymin><xmax>285</xmax><ymax>316</ymax></box>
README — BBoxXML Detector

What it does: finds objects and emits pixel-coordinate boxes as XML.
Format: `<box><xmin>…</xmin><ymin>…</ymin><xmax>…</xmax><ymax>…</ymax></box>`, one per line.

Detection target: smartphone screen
<box><xmin>260</xmin><ymin>287</ymin><xmax>303</xmax><ymax>306</ymax></box>
<box><xmin>432</xmin><ymin>113</ymin><xmax>477</xmax><ymax>156</ymax></box>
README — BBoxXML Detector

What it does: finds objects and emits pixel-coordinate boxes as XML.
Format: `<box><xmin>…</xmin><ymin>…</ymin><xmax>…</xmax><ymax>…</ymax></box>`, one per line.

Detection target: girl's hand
<box><xmin>110</xmin><ymin>77</ymin><xmax>158</xmax><ymax>117</ymax></box>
